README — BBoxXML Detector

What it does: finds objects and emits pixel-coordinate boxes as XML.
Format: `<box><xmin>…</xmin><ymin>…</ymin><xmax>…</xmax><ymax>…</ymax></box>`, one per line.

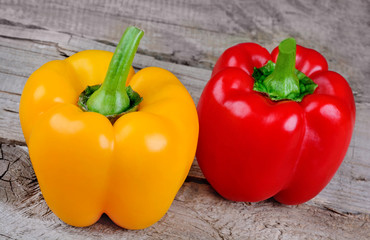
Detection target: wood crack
<box><xmin>3</xmin><ymin>109</ymin><xmax>18</xmax><ymax>114</ymax></box>
<box><xmin>185</xmin><ymin>175</ymin><xmax>209</xmax><ymax>185</ymax></box>
<box><xmin>137</xmin><ymin>48</ymin><xmax>213</xmax><ymax>69</ymax></box>
<box><xmin>0</xmin><ymin>162</ymin><xmax>10</xmax><ymax>179</ymax></box>
<box><xmin>0</xmin><ymin>18</ymin><xmax>47</xmax><ymax>31</ymax></box>
<box><xmin>323</xmin><ymin>206</ymin><xmax>350</xmax><ymax>217</ymax></box>
<box><xmin>0</xmin><ymin>138</ymin><xmax>26</xmax><ymax>147</ymax></box>
<box><xmin>0</xmin><ymin>34</ymin><xmax>74</xmax><ymax>59</ymax></box>
<box><xmin>0</xmin><ymin>90</ymin><xmax>21</xmax><ymax>97</ymax></box>
<box><xmin>0</xmin><ymin>233</ymin><xmax>16</xmax><ymax>240</ymax></box>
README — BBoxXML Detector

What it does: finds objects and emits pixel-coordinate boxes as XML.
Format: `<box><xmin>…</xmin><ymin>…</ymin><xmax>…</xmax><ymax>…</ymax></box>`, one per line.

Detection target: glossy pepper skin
<box><xmin>196</xmin><ymin>41</ymin><xmax>355</xmax><ymax>204</ymax></box>
<box><xmin>19</xmin><ymin>39</ymin><xmax>198</xmax><ymax>228</ymax></box>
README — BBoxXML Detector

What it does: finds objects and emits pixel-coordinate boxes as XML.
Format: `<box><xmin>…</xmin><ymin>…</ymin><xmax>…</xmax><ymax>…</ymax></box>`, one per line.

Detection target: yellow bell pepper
<box><xmin>19</xmin><ymin>26</ymin><xmax>198</xmax><ymax>229</ymax></box>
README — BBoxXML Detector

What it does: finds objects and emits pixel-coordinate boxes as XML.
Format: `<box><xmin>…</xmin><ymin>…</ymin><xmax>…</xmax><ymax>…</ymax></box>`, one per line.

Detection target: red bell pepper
<box><xmin>196</xmin><ymin>38</ymin><xmax>355</xmax><ymax>204</ymax></box>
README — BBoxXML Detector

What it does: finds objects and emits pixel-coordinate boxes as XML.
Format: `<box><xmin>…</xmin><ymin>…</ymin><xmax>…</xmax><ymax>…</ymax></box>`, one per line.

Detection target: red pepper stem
<box><xmin>86</xmin><ymin>26</ymin><xmax>144</xmax><ymax>115</ymax></box>
<box><xmin>263</xmin><ymin>38</ymin><xmax>300</xmax><ymax>100</ymax></box>
<box><xmin>274</xmin><ymin>38</ymin><xmax>296</xmax><ymax>79</ymax></box>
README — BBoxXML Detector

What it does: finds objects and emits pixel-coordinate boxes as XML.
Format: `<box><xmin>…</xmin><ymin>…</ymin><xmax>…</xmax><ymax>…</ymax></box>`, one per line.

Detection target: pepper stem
<box><xmin>263</xmin><ymin>38</ymin><xmax>299</xmax><ymax>100</ymax></box>
<box><xmin>86</xmin><ymin>26</ymin><xmax>144</xmax><ymax>115</ymax></box>
<box><xmin>252</xmin><ymin>38</ymin><xmax>318</xmax><ymax>101</ymax></box>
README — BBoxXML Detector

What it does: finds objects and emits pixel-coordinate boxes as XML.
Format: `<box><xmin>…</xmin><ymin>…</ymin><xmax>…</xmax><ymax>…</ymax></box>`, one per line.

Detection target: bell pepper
<box><xmin>19</xmin><ymin>26</ymin><xmax>199</xmax><ymax>229</ymax></box>
<box><xmin>196</xmin><ymin>38</ymin><xmax>355</xmax><ymax>204</ymax></box>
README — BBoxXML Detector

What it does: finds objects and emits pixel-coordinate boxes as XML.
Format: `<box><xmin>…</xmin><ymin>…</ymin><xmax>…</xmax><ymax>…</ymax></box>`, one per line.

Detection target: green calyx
<box><xmin>82</xmin><ymin>26</ymin><xmax>144</xmax><ymax>116</ymax></box>
<box><xmin>78</xmin><ymin>84</ymin><xmax>142</xmax><ymax>123</ymax></box>
<box><xmin>252</xmin><ymin>38</ymin><xmax>317</xmax><ymax>102</ymax></box>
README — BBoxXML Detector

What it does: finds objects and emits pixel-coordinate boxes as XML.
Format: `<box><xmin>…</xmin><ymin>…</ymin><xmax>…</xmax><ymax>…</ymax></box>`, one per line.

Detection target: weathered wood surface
<box><xmin>0</xmin><ymin>0</ymin><xmax>369</xmax><ymax>239</ymax></box>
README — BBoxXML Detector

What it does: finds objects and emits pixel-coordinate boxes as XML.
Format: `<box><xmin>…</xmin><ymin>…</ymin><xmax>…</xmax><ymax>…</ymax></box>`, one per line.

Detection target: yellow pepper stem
<box><xmin>86</xmin><ymin>26</ymin><xmax>144</xmax><ymax>115</ymax></box>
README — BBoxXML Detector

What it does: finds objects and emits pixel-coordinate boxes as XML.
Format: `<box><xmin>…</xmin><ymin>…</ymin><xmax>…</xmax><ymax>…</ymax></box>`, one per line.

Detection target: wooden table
<box><xmin>0</xmin><ymin>1</ymin><xmax>369</xmax><ymax>239</ymax></box>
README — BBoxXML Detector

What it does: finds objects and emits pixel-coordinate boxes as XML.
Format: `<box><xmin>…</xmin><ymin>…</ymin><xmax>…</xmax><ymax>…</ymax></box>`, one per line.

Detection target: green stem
<box><xmin>86</xmin><ymin>26</ymin><xmax>144</xmax><ymax>115</ymax></box>
<box><xmin>252</xmin><ymin>38</ymin><xmax>318</xmax><ymax>102</ymax></box>
<box><xmin>263</xmin><ymin>38</ymin><xmax>299</xmax><ymax>100</ymax></box>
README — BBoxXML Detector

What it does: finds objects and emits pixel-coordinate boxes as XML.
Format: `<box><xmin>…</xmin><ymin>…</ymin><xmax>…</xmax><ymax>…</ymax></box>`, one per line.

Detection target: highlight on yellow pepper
<box><xmin>19</xmin><ymin>26</ymin><xmax>199</xmax><ymax>229</ymax></box>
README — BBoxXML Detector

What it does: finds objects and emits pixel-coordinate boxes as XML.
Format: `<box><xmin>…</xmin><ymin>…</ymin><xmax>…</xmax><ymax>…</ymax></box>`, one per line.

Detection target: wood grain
<box><xmin>0</xmin><ymin>1</ymin><xmax>369</xmax><ymax>80</ymax></box>
<box><xmin>0</xmin><ymin>0</ymin><xmax>369</xmax><ymax>238</ymax></box>
<box><xmin>0</xmin><ymin>0</ymin><xmax>369</xmax><ymax>103</ymax></box>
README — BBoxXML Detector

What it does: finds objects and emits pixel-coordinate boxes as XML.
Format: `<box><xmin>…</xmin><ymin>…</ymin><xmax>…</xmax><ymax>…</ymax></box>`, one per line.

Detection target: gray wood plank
<box><xmin>1</xmin><ymin>0</ymin><xmax>369</xmax><ymax>102</ymax></box>
<box><xmin>0</xmin><ymin>145</ymin><xmax>369</xmax><ymax>240</ymax></box>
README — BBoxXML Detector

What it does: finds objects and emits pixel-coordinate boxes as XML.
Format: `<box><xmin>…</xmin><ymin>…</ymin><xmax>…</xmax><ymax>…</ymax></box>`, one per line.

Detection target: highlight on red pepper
<box><xmin>19</xmin><ymin>26</ymin><xmax>199</xmax><ymax>229</ymax></box>
<box><xmin>196</xmin><ymin>38</ymin><xmax>355</xmax><ymax>204</ymax></box>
